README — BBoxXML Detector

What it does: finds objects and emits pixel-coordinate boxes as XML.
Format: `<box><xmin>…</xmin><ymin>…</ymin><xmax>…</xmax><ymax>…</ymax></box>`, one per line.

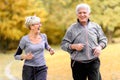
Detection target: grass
<box><xmin>100</xmin><ymin>43</ymin><xmax>120</xmax><ymax>80</ymax></box>
<box><xmin>0</xmin><ymin>43</ymin><xmax>120</xmax><ymax>80</ymax></box>
<box><xmin>0</xmin><ymin>51</ymin><xmax>15</xmax><ymax>80</ymax></box>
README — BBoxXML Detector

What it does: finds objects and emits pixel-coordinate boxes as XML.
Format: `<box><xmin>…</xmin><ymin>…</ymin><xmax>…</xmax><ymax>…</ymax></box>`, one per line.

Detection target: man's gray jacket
<box><xmin>61</xmin><ymin>21</ymin><xmax>107</xmax><ymax>62</ymax></box>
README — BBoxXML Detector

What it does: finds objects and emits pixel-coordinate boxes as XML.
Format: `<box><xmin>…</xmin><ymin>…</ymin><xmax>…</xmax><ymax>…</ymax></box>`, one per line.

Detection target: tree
<box><xmin>41</xmin><ymin>0</ymin><xmax>80</xmax><ymax>44</ymax></box>
<box><xmin>1</xmin><ymin>0</ymin><xmax>120</xmax><ymax>52</ymax></box>
<box><xmin>0</xmin><ymin>0</ymin><xmax>47</xmax><ymax>51</ymax></box>
<box><xmin>89</xmin><ymin>0</ymin><xmax>120</xmax><ymax>43</ymax></box>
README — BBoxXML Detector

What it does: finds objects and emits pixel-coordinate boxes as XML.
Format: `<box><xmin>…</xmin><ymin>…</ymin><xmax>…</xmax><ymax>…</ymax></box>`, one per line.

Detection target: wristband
<box><xmin>48</xmin><ymin>48</ymin><xmax>52</xmax><ymax>51</ymax></box>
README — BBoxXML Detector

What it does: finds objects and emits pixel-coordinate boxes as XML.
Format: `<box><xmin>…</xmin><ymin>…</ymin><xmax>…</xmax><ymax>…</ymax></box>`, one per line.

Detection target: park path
<box><xmin>5</xmin><ymin>60</ymin><xmax>18</xmax><ymax>80</ymax></box>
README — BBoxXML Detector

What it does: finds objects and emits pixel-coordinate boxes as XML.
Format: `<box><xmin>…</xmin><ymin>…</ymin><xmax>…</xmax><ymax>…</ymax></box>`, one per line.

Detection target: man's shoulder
<box><xmin>90</xmin><ymin>21</ymin><xmax>99</xmax><ymax>26</ymax></box>
<box><xmin>71</xmin><ymin>22</ymin><xmax>78</xmax><ymax>27</ymax></box>
<box><xmin>68</xmin><ymin>22</ymin><xmax>78</xmax><ymax>29</ymax></box>
<box><xmin>89</xmin><ymin>21</ymin><xmax>101</xmax><ymax>28</ymax></box>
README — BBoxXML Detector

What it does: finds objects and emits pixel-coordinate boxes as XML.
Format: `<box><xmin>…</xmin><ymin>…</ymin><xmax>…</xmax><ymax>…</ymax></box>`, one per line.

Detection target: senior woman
<box><xmin>14</xmin><ymin>16</ymin><xmax>55</xmax><ymax>80</ymax></box>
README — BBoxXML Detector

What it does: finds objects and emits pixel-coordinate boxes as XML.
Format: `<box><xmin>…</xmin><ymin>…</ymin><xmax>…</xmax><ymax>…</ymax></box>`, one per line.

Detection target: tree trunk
<box><xmin>106</xmin><ymin>27</ymin><xmax>113</xmax><ymax>43</ymax></box>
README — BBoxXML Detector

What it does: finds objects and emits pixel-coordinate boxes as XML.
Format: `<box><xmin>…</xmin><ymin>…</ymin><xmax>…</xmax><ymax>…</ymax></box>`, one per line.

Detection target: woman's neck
<box><xmin>28</xmin><ymin>31</ymin><xmax>41</xmax><ymax>44</ymax></box>
<box><xmin>29</xmin><ymin>31</ymin><xmax>40</xmax><ymax>38</ymax></box>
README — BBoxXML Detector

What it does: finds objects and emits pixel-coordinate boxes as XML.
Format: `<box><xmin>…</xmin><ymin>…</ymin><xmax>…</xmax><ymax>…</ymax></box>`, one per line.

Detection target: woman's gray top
<box><xmin>14</xmin><ymin>34</ymin><xmax>50</xmax><ymax>67</ymax></box>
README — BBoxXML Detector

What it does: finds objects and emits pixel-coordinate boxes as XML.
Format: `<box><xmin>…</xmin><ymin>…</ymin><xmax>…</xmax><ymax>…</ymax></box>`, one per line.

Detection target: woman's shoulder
<box><xmin>20</xmin><ymin>35</ymin><xmax>29</xmax><ymax>41</ymax></box>
<box><xmin>41</xmin><ymin>33</ymin><xmax>46</xmax><ymax>36</ymax></box>
<box><xmin>40</xmin><ymin>33</ymin><xmax>47</xmax><ymax>37</ymax></box>
<box><xmin>40</xmin><ymin>33</ymin><xmax>47</xmax><ymax>40</ymax></box>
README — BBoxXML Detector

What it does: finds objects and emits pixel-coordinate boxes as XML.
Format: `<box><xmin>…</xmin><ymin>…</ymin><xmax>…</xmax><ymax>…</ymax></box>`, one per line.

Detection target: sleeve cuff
<box><xmin>68</xmin><ymin>44</ymin><xmax>72</xmax><ymax>50</ymax></box>
<box><xmin>14</xmin><ymin>55</ymin><xmax>22</xmax><ymax>60</ymax></box>
<box><xmin>99</xmin><ymin>43</ymin><xmax>105</xmax><ymax>49</ymax></box>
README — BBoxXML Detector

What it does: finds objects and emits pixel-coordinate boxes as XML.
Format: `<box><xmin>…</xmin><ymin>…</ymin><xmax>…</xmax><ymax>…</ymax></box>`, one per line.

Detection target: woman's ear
<box><xmin>29</xmin><ymin>25</ymin><xmax>33</xmax><ymax>30</ymax></box>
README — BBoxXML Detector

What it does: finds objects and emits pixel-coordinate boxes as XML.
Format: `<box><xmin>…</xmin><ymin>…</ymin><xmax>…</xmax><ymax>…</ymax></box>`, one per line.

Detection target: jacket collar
<box><xmin>77</xmin><ymin>19</ymin><xmax>90</xmax><ymax>24</ymax></box>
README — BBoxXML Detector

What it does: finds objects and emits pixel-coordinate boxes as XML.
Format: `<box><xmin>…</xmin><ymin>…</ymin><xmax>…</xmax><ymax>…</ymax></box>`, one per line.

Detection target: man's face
<box><xmin>77</xmin><ymin>8</ymin><xmax>90</xmax><ymax>23</ymax></box>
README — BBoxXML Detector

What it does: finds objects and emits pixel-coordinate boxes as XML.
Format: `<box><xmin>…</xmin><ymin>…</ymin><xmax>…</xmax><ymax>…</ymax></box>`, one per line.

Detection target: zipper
<box><xmin>85</xmin><ymin>26</ymin><xmax>90</xmax><ymax>59</ymax></box>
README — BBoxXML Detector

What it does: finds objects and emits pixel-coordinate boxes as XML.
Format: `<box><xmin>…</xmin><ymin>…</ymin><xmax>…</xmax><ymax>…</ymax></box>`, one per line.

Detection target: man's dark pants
<box><xmin>71</xmin><ymin>58</ymin><xmax>101</xmax><ymax>80</ymax></box>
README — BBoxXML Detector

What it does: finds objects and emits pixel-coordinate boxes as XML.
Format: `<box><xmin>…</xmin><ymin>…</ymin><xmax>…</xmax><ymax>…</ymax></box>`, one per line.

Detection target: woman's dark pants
<box><xmin>22</xmin><ymin>65</ymin><xmax>47</xmax><ymax>80</ymax></box>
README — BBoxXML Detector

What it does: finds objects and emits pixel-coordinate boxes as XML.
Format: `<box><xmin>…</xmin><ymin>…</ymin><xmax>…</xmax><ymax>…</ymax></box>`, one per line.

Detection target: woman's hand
<box><xmin>49</xmin><ymin>48</ymin><xmax>55</xmax><ymax>55</ymax></box>
<box><xmin>21</xmin><ymin>52</ymin><xmax>34</xmax><ymax>60</ymax></box>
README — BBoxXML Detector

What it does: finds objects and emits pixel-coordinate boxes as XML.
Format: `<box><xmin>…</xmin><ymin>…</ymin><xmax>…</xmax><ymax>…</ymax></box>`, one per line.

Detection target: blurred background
<box><xmin>0</xmin><ymin>0</ymin><xmax>120</xmax><ymax>80</ymax></box>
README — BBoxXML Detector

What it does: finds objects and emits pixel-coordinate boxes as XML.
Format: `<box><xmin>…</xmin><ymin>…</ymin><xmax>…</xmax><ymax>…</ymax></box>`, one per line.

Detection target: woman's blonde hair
<box><xmin>25</xmin><ymin>16</ymin><xmax>40</xmax><ymax>28</ymax></box>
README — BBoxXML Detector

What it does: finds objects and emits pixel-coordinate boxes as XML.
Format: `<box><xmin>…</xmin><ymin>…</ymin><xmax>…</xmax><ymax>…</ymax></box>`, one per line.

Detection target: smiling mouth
<box><xmin>38</xmin><ymin>27</ymin><xmax>40</xmax><ymax>30</ymax></box>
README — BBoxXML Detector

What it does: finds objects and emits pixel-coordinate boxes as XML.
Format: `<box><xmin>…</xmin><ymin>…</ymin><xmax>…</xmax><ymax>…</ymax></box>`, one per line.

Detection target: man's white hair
<box><xmin>76</xmin><ymin>3</ymin><xmax>91</xmax><ymax>14</ymax></box>
<box><xmin>25</xmin><ymin>16</ymin><xmax>40</xmax><ymax>28</ymax></box>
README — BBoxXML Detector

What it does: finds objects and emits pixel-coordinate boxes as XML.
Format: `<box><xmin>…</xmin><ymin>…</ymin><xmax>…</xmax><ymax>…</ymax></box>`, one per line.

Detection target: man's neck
<box><xmin>80</xmin><ymin>22</ymin><xmax>87</xmax><ymax>27</ymax></box>
<box><xmin>77</xmin><ymin>19</ymin><xmax>89</xmax><ymax>27</ymax></box>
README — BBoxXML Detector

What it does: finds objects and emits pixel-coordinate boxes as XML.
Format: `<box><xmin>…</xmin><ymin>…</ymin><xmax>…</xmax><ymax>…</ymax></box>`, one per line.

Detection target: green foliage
<box><xmin>0</xmin><ymin>0</ymin><xmax>120</xmax><ymax>51</ymax></box>
<box><xmin>90</xmin><ymin>0</ymin><xmax>120</xmax><ymax>31</ymax></box>
<box><xmin>41</xmin><ymin>0</ymin><xmax>79</xmax><ymax>45</ymax></box>
<box><xmin>0</xmin><ymin>0</ymin><xmax>48</xmax><ymax>50</ymax></box>
<box><xmin>88</xmin><ymin>0</ymin><xmax>120</xmax><ymax>42</ymax></box>
<box><xmin>42</xmin><ymin>22</ymin><xmax>65</xmax><ymax>45</ymax></box>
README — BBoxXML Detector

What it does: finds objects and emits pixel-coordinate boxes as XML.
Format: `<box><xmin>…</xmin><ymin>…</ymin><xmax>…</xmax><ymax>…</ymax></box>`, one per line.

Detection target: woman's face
<box><xmin>30</xmin><ymin>23</ymin><xmax>42</xmax><ymax>34</ymax></box>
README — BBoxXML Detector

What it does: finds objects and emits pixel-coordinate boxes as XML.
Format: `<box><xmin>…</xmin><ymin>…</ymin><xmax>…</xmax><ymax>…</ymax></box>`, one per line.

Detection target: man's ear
<box><xmin>88</xmin><ymin>13</ymin><xmax>91</xmax><ymax>18</ymax></box>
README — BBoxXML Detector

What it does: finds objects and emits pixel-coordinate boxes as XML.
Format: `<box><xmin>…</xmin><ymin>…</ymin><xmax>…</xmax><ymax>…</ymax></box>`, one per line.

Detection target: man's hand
<box><xmin>70</xmin><ymin>43</ymin><xmax>85</xmax><ymax>51</ymax></box>
<box><xmin>93</xmin><ymin>45</ymin><xmax>102</xmax><ymax>57</ymax></box>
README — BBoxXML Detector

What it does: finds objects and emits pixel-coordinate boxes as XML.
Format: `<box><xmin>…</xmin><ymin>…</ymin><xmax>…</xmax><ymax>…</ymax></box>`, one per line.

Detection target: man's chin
<box><xmin>80</xmin><ymin>21</ymin><xmax>87</xmax><ymax>23</ymax></box>
<box><xmin>80</xmin><ymin>19</ymin><xmax>87</xmax><ymax>22</ymax></box>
